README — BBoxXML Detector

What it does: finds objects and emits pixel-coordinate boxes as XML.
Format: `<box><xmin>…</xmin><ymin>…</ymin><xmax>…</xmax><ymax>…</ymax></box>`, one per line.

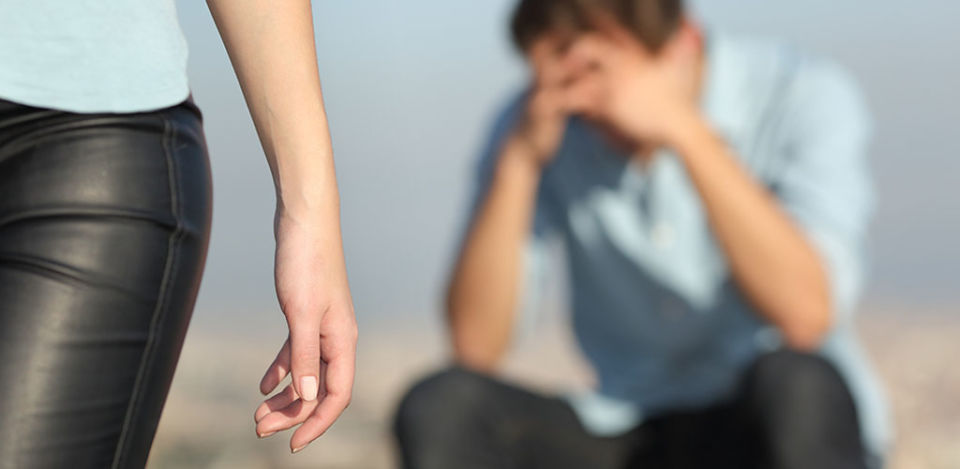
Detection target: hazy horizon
<box><xmin>175</xmin><ymin>0</ymin><xmax>959</xmax><ymax>331</ymax></box>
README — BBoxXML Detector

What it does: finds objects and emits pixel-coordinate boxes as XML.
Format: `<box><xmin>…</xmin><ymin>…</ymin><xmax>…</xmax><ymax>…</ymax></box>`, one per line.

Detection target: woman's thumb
<box><xmin>288</xmin><ymin>317</ymin><xmax>321</xmax><ymax>402</ymax></box>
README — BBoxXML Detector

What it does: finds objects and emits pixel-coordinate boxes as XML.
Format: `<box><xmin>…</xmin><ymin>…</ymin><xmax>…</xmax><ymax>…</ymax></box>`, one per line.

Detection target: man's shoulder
<box><xmin>718</xmin><ymin>32</ymin><xmax>865</xmax><ymax>105</ymax></box>
<box><xmin>716</xmin><ymin>32</ymin><xmax>830</xmax><ymax>74</ymax></box>
<box><xmin>714</xmin><ymin>32</ymin><xmax>869</xmax><ymax>133</ymax></box>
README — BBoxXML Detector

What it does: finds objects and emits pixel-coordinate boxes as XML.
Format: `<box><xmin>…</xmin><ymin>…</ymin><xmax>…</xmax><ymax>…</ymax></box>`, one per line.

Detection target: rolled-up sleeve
<box><xmin>773</xmin><ymin>62</ymin><xmax>875</xmax><ymax>324</ymax></box>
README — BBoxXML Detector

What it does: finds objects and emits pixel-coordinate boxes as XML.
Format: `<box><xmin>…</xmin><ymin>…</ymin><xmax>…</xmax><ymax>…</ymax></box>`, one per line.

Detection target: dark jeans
<box><xmin>0</xmin><ymin>98</ymin><xmax>212</xmax><ymax>468</ymax></box>
<box><xmin>394</xmin><ymin>350</ymin><xmax>870</xmax><ymax>469</ymax></box>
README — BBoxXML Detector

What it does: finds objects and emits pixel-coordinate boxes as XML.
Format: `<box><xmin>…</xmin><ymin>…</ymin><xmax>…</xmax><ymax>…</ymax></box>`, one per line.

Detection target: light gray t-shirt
<box><xmin>0</xmin><ymin>0</ymin><xmax>189</xmax><ymax>113</ymax></box>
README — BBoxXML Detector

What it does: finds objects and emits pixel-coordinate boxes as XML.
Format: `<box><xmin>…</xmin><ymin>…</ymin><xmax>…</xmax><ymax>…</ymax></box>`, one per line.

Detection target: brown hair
<box><xmin>510</xmin><ymin>0</ymin><xmax>685</xmax><ymax>53</ymax></box>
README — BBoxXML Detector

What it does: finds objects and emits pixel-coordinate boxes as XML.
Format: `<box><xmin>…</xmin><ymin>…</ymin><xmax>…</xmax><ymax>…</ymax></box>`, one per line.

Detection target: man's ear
<box><xmin>662</xmin><ymin>18</ymin><xmax>703</xmax><ymax>59</ymax></box>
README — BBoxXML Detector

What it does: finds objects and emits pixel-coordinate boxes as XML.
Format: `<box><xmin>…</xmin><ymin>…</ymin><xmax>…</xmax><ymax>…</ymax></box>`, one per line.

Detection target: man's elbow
<box><xmin>449</xmin><ymin>316</ymin><xmax>507</xmax><ymax>372</ymax></box>
<box><xmin>778</xmin><ymin>299</ymin><xmax>832</xmax><ymax>352</ymax></box>
<box><xmin>451</xmin><ymin>338</ymin><xmax>503</xmax><ymax>373</ymax></box>
<box><xmin>445</xmin><ymin>303</ymin><xmax>508</xmax><ymax>373</ymax></box>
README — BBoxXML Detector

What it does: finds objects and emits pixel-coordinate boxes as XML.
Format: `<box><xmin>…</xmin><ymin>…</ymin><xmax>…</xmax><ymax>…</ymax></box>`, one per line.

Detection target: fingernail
<box><xmin>257</xmin><ymin>431</ymin><xmax>275</xmax><ymax>439</ymax></box>
<box><xmin>292</xmin><ymin>444</ymin><xmax>307</xmax><ymax>454</ymax></box>
<box><xmin>300</xmin><ymin>376</ymin><xmax>318</xmax><ymax>402</ymax></box>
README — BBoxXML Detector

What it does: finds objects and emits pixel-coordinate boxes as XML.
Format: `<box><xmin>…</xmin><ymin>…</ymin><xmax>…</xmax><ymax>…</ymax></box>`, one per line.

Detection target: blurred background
<box><xmin>149</xmin><ymin>1</ymin><xmax>959</xmax><ymax>467</ymax></box>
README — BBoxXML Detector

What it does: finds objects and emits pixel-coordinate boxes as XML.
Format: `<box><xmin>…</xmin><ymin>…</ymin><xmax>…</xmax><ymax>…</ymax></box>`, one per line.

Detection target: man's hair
<box><xmin>510</xmin><ymin>0</ymin><xmax>685</xmax><ymax>53</ymax></box>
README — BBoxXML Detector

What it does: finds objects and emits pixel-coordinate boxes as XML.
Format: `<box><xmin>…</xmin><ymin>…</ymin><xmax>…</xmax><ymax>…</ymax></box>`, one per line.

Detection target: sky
<box><xmin>174</xmin><ymin>0</ymin><xmax>959</xmax><ymax>331</ymax></box>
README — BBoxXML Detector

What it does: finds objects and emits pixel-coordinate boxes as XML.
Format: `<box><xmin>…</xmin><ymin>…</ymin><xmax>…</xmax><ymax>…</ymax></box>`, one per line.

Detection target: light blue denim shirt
<box><xmin>469</xmin><ymin>32</ymin><xmax>890</xmax><ymax>458</ymax></box>
<box><xmin>0</xmin><ymin>1</ymin><xmax>188</xmax><ymax>113</ymax></box>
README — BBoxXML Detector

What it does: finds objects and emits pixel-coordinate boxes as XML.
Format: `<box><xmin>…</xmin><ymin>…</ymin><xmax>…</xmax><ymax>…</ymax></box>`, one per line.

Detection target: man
<box><xmin>395</xmin><ymin>0</ymin><xmax>889</xmax><ymax>468</ymax></box>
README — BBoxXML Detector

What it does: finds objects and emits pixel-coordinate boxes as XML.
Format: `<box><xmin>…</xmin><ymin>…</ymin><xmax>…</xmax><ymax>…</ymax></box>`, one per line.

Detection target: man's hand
<box><xmin>557</xmin><ymin>15</ymin><xmax>833</xmax><ymax>349</ymax></box>
<box><xmin>510</xmin><ymin>34</ymin><xmax>600</xmax><ymax>165</ymax></box>
<box><xmin>253</xmin><ymin>210</ymin><xmax>357</xmax><ymax>453</ymax></box>
<box><xmin>562</xmin><ymin>16</ymin><xmax>702</xmax><ymax>148</ymax></box>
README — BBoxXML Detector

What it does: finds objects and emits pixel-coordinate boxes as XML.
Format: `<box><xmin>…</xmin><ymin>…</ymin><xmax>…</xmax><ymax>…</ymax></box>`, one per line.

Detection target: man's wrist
<box><xmin>499</xmin><ymin>136</ymin><xmax>548</xmax><ymax>178</ymax></box>
<box><xmin>663</xmin><ymin>107</ymin><xmax>717</xmax><ymax>161</ymax></box>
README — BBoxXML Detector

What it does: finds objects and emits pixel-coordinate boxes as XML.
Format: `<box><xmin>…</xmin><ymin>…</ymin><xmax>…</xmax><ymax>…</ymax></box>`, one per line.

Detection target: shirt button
<box><xmin>651</xmin><ymin>222</ymin><xmax>676</xmax><ymax>250</ymax></box>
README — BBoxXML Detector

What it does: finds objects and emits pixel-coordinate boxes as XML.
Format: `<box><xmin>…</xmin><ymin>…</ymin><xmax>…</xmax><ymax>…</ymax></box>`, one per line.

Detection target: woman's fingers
<box><xmin>254</xmin><ymin>383</ymin><xmax>298</xmax><ymax>424</ymax></box>
<box><xmin>289</xmin><ymin>392</ymin><xmax>350</xmax><ymax>453</ymax></box>
<box><xmin>256</xmin><ymin>305</ymin><xmax>357</xmax><ymax>451</ymax></box>
<box><xmin>259</xmin><ymin>338</ymin><xmax>291</xmax><ymax>395</ymax></box>
<box><xmin>255</xmin><ymin>396</ymin><xmax>319</xmax><ymax>438</ymax></box>
<box><xmin>254</xmin><ymin>366</ymin><xmax>322</xmax><ymax>432</ymax></box>
<box><xmin>287</xmin><ymin>314</ymin><xmax>322</xmax><ymax>403</ymax></box>
<box><xmin>288</xmin><ymin>336</ymin><xmax>356</xmax><ymax>453</ymax></box>
<box><xmin>253</xmin><ymin>328</ymin><xmax>356</xmax><ymax>453</ymax></box>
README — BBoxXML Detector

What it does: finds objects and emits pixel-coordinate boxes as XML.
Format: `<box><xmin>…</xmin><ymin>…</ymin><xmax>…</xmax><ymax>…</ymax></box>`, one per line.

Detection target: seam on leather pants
<box><xmin>111</xmin><ymin>112</ymin><xmax>185</xmax><ymax>469</ymax></box>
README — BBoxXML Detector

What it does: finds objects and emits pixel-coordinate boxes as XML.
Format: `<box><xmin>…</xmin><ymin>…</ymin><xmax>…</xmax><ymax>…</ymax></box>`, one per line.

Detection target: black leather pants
<box><xmin>0</xmin><ymin>98</ymin><xmax>212</xmax><ymax>468</ymax></box>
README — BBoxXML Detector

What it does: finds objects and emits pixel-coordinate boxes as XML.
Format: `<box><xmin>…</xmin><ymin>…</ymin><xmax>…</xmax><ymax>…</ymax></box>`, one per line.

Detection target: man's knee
<box><xmin>393</xmin><ymin>366</ymin><xmax>496</xmax><ymax>440</ymax></box>
<box><xmin>745</xmin><ymin>350</ymin><xmax>854</xmax><ymax>413</ymax></box>
<box><xmin>743</xmin><ymin>350</ymin><xmax>866</xmax><ymax>469</ymax></box>
<box><xmin>393</xmin><ymin>367</ymin><xmax>504</xmax><ymax>469</ymax></box>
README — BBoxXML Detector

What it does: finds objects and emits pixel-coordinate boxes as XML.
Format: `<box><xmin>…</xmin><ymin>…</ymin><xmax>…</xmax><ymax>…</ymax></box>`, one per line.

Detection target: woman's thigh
<box><xmin>0</xmin><ymin>100</ymin><xmax>212</xmax><ymax>469</ymax></box>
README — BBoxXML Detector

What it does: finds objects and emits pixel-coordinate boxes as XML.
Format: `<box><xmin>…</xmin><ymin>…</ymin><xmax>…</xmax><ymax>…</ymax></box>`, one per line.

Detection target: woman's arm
<box><xmin>206</xmin><ymin>0</ymin><xmax>357</xmax><ymax>453</ymax></box>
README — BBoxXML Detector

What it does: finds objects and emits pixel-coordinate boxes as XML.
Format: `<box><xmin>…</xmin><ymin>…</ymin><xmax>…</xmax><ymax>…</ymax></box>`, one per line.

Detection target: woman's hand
<box><xmin>253</xmin><ymin>210</ymin><xmax>357</xmax><ymax>453</ymax></box>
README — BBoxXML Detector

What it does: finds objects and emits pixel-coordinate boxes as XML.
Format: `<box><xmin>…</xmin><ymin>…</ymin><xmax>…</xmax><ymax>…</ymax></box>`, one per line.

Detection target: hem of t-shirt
<box><xmin>562</xmin><ymin>391</ymin><xmax>643</xmax><ymax>437</ymax></box>
<box><xmin>0</xmin><ymin>84</ymin><xmax>191</xmax><ymax>114</ymax></box>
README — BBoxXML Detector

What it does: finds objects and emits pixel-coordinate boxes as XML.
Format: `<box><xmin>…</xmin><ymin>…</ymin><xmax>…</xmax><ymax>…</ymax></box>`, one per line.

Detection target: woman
<box><xmin>0</xmin><ymin>1</ymin><xmax>357</xmax><ymax>466</ymax></box>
